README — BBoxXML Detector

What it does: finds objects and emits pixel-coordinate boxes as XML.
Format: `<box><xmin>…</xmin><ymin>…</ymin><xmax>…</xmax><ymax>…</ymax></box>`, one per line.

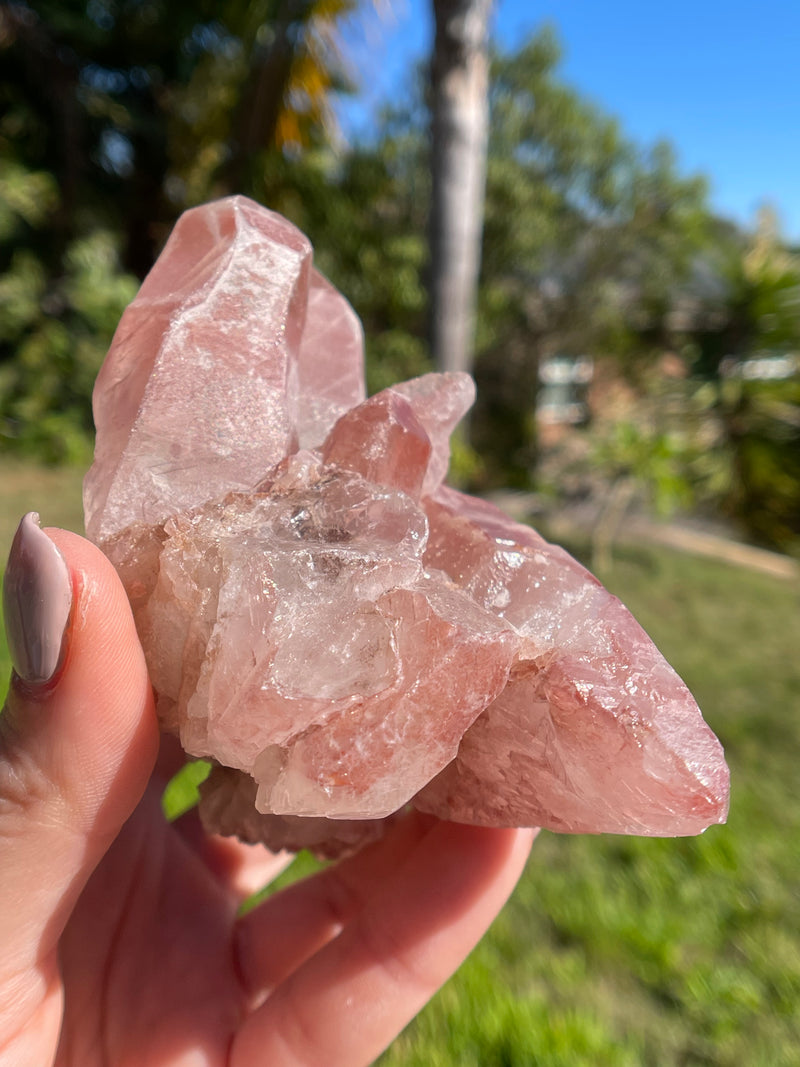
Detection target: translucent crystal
<box><xmin>85</xmin><ymin>196</ymin><xmax>729</xmax><ymax>856</ymax></box>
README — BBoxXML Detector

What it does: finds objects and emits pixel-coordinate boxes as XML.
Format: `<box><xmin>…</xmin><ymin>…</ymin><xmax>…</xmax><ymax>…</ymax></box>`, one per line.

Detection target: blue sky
<box><xmin>340</xmin><ymin>0</ymin><xmax>800</xmax><ymax>241</ymax></box>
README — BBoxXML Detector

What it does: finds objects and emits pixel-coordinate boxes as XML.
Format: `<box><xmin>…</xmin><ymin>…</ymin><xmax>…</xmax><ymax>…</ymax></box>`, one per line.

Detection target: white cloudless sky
<box><xmin>339</xmin><ymin>0</ymin><xmax>800</xmax><ymax>241</ymax></box>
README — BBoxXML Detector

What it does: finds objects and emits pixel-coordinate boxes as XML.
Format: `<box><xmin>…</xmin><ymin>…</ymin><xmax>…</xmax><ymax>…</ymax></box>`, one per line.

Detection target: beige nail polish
<box><xmin>2</xmin><ymin>513</ymin><xmax>73</xmax><ymax>684</ymax></box>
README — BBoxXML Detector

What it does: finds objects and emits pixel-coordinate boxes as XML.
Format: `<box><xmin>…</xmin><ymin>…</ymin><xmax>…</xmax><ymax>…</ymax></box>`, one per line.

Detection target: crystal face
<box><xmin>84</xmin><ymin>196</ymin><xmax>729</xmax><ymax>857</ymax></box>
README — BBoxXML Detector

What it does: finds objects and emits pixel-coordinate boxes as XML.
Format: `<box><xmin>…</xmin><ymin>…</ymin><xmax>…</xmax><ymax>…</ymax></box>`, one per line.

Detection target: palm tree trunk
<box><xmin>429</xmin><ymin>0</ymin><xmax>493</xmax><ymax>374</ymax></box>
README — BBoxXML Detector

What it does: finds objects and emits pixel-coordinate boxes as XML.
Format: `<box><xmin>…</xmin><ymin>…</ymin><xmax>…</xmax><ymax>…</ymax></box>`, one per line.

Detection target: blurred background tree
<box><xmin>428</xmin><ymin>0</ymin><xmax>493</xmax><ymax>379</ymax></box>
<box><xmin>0</xmin><ymin>5</ymin><xmax>797</xmax><ymax>550</ymax></box>
<box><xmin>0</xmin><ymin>0</ymin><xmax>364</xmax><ymax>457</ymax></box>
<box><xmin>472</xmin><ymin>29</ymin><xmax>712</xmax><ymax>486</ymax></box>
<box><xmin>686</xmin><ymin>209</ymin><xmax>800</xmax><ymax>549</ymax></box>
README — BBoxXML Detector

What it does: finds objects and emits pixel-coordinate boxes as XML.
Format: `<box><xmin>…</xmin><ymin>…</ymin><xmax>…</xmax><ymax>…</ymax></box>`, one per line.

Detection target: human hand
<box><xmin>1</xmin><ymin>514</ymin><xmax>535</xmax><ymax>1067</ymax></box>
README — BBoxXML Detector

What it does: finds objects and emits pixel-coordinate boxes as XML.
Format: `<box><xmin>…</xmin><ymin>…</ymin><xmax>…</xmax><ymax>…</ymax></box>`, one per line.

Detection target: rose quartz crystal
<box><xmin>84</xmin><ymin>196</ymin><xmax>729</xmax><ymax>857</ymax></box>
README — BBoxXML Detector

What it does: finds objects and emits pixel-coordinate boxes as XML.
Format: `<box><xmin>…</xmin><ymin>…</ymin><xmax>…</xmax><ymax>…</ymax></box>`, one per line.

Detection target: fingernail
<box><xmin>3</xmin><ymin>513</ymin><xmax>73</xmax><ymax>684</ymax></box>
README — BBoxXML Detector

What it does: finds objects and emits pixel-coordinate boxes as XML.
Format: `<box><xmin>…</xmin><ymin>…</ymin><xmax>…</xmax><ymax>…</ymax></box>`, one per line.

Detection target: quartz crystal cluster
<box><xmin>84</xmin><ymin>196</ymin><xmax>729</xmax><ymax>858</ymax></box>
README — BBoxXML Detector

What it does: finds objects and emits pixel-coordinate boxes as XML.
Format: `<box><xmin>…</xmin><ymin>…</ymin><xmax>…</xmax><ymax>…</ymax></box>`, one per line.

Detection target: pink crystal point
<box><xmin>293</xmin><ymin>269</ymin><xmax>366</xmax><ymax>448</ymax></box>
<box><xmin>85</xmin><ymin>197</ymin><xmax>315</xmax><ymax>542</ymax></box>
<box><xmin>321</xmin><ymin>389</ymin><xmax>433</xmax><ymax>500</ymax></box>
<box><xmin>393</xmin><ymin>372</ymin><xmax>476</xmax><ymax>495</ymax></box>
<box><xmin>84</xmin><ymin>197</ymin><xmax>729</xmax><ymax>857</ymax></box>
<box><xmin>414</xmin><ymin>489</ymin><xmax>729</xmax><ymax>835</ymax></box>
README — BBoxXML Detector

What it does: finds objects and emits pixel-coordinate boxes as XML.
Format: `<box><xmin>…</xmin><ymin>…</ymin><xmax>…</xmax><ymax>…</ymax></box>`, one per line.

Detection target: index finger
<box><xmin>231</xmin><ymin>821</ymin><xmax>536</xmax><ymax>1067</ymax></box>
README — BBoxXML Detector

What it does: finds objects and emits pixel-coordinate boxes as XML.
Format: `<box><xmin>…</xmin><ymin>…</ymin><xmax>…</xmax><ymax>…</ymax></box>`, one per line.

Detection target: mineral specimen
<box><xmin>84</xmin><ymin>196</ymin><xmax>729</xmax><ymax>857</ymax></box>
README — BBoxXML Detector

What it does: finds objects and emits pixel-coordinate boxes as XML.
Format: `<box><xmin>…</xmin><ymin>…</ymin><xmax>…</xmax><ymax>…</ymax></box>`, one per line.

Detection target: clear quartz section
<box><xmin>85</xmin><ymin>196</ymin><xmax>729</xmax><ymax>857</ymax></box>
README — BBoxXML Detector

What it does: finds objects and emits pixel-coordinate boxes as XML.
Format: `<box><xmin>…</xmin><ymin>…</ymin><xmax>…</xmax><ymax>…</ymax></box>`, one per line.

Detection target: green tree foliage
<box><xmin>2</xmin><ymin>0</ymin><xmax>360</xmax><ymax>269</ymax></box>
<box><xmin>686</xmin><ymin>211</ymin><xmax>800</xmax><ymax>550</ymax></box>
<box><xmin>0</xmin><ymin>93</ymin><xmax>137</xmax><ymax>459</ymax></box>
<box><xmin>260</xmin><ymin>133</ymin><xmax>433</xmax><ymax>396</ymax></box>
<box><xmin>2</xmin><ymin>10</ymin><xmax>797</xmax><ymax>554</ymax></box>
<box><xmin>0</xmin><ymin>208</ymin><xmax>137</xmax><ymax>461</ymax></box>
<box><xmin>0</xmin><ymin>0</ymin><xmax>364</xmax><ymax>458</ymax></box>
<box><xmin>473</xmin><ymin>28</ymin><xmax>712</xmax><ymax>486</ymax></box>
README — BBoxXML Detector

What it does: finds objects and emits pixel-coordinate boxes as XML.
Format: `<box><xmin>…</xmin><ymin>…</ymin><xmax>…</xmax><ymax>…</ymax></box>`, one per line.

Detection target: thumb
<box><xmin>0</xmin><ymin>514</ymin><xmax>158</xmax><ymax>1037</ymax></box>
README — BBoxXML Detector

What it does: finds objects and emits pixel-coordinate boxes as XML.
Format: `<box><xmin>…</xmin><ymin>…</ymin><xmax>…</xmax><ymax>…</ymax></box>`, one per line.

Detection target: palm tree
<box><xmin>429</xmin><ymin>0</ymin><xmax>494</xmax><ymax>375</ymax></box>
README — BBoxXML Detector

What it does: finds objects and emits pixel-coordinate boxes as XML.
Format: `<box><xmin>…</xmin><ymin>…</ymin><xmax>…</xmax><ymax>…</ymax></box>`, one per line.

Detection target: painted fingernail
<box><xmin>2</xmin><ymin>513</ymin><xmax>73</xmax><ymax>684</ymax></box>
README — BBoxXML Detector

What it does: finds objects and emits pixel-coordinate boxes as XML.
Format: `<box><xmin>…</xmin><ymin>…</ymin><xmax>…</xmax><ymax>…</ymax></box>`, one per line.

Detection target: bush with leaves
<box><xmin>0</xmin><ymin>221</ymin><xmax>137</xmax><ymax>462</ymax></box>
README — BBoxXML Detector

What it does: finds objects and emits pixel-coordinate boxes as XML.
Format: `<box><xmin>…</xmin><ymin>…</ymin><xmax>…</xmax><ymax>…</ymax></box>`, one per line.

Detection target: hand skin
<box><xmin>0</xmin><ymin>529</ymin><xmax>535</xmax><ymax>1067</ymax></box>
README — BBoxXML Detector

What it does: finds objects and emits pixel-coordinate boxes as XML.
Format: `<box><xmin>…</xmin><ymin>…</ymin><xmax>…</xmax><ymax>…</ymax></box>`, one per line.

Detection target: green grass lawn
<box><xmin>1</xmin><ymin>461</ymin><xmax>798</xmax><ymax>1065</ymax></box>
